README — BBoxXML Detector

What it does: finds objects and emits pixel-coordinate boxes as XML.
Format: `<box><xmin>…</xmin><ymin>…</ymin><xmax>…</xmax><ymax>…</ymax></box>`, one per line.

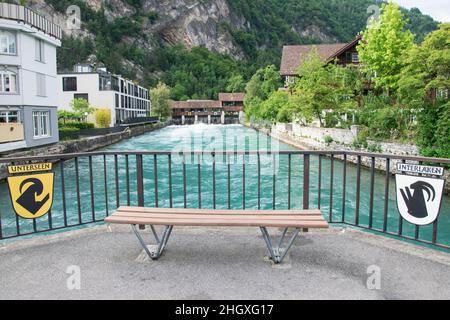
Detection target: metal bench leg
<box><xmin>131</xmin><ymin>225</ymin><xmax>173</xmax><ymax>260</ymax></box>
<box><xmin>260</xmin><ymin>227</ymin><xmax>300</xmax><ymax>264</ymax></box>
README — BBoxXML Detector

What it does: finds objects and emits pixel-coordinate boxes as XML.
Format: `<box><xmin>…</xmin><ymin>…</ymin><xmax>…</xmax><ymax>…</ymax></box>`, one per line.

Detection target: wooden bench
<box><xmin>105</xmin><ymin>207</ymin><xmax>329</xmax><ymax>264</ymax></box>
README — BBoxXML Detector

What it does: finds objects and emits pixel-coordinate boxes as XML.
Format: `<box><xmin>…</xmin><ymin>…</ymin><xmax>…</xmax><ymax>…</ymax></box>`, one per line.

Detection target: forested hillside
<box><xmin>9</xmin><ymin>0</ymin><xmax>439</xmax><ymax>99</ymax></box>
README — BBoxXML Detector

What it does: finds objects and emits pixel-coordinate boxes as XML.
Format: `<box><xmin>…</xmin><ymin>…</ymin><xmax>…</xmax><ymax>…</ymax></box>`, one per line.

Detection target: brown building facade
<box><xmin>280</xmin><ymin>35</ymin><xmax>362</xmax><ymax>87</ymax></box>
<box><xmin>171</xmin><ymin>93</ymin><xmax>245</xmax><ymax>125</ymax></box>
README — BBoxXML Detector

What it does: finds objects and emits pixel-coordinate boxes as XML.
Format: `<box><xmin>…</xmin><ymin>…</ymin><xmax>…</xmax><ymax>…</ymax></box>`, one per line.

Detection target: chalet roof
<box><xmin>280</xmin><ymin>36</ymin><xmax>362</xmax><ymax>76</ymax></box>
<box><xmin>218</xmin><ymin>93</ymin><xmax>245</xmax><ymax>102</ymax></box>
<box><xmin>170</xmin><ymin>100</ymin><xmax>222</xmax><ymax>109</ymax></box>
<box><xmin>280</xmin><ymin>44</ymin><xmax>345</xmax><ymax>76</ymax></box>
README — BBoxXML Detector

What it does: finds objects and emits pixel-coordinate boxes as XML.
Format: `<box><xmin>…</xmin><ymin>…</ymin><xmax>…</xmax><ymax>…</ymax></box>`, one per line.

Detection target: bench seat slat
<box><xmin>105</xmin><ymin>216</ymin><xmax>329</xmax><ymax>228</ymax></box>
<box><xmin>116</xmin><ymin>207</ymin><xmax>322</xmax><ymax>216</ymax></box>
<box><xmin>111</xmin><ymin>212</ymin><xmax>326</xmax><ymax>221</ymax></box>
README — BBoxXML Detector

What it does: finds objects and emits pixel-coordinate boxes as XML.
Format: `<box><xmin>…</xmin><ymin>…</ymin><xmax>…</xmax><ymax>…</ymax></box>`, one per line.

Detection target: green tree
<box><xmin>398</xmin><ymin>23</ymin><xmax>450</xmax><ymax>106</ymax></box>
<box><xmin>70</xmin><ymin>98</ymin><xmax>95</xmax><ymax>120</ymax></box>
<box><xmin>289</xmin><ymin>50</ymin><xmax>355</xmax><ymax>126</ymax></box>
<box><xmin>57</xmin><ymin>36</ymin><xmax>94</xmax><ymax>71</ymax></box>
<box><xmin>260</xmin><ymin>65</ymin><xmax>282</xmax><ymax>97</ymax></box>
<box><xmin>57</xmin><ymin>110</ymin><xmax>82</xmax><ymax>124</ymax></box>
<box><xmin>226</xmin><ymin>75</ymin><xmax>246</xmax><ymax>93</ymax></box>
<box><xmin>244</xmin><ymin>65</ymin><xmax>282</xmax><ymax>120</ymax></box>
<box><xmin>398</xmin><ymin>23</ymin><xmax>450</xmax><ymax>157</ymax></box>
<box><xmin>260</xmin><ymin>91</ymin><xmax>290</xmax><ymax>122</ymax></box>
<box><xmin>357</xmin><ymin>1</ymin><xmax>414</xmax><ymax>93</ymax></box>
<box><xmin>150</xmin><ymin>82</ymin><xmax>172</xmax><ymax>119</ymax></box>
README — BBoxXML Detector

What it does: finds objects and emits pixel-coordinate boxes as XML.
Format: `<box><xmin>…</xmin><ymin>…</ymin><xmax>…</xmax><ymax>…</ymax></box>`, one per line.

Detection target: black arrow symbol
<box><xmin>16</xmin><ymin>178</ymin><xmax>50</xmax><ymax>215</ymax></box>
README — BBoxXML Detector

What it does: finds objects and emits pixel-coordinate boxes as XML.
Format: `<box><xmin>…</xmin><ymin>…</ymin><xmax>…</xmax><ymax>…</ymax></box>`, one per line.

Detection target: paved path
<box><xmin>0</xmin><ymin>226</ymin><xmax>449</xmax><ymax>300</ymax></box>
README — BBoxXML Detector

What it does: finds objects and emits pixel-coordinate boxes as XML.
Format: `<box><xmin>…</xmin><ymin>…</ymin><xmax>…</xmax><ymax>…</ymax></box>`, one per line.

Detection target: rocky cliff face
<box><xmin>25</xmin><ymin>0</ymin><xmax>247</xmax><ymax>58</ymax></box>
<box><xmin>145</xmin><ymin>0</ymin><xmax>246</xmax><ymax>58</ymax></box>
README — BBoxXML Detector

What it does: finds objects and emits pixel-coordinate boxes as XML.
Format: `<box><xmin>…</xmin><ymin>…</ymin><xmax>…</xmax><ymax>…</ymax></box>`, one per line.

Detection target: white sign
<box><xmin>396</xmin><ymin>174</ymin><xmax>445</xmax><ymax>226</ymax></box>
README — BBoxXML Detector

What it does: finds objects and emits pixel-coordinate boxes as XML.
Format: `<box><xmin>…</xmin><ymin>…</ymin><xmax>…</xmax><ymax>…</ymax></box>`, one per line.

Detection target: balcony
<box><xmin>0</xmin><ymin>123</ymin><xmax>24</xmax><ymax>144</ymax></box>
<box><xmin>0</xmin><ymin>3</ymin><xmax>62</xmax><ymax>40</ymax></box>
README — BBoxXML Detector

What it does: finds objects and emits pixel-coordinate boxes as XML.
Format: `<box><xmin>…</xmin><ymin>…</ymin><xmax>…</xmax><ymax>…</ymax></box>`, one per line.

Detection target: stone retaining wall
<box><xmin>0</xmin><ymin>122</ymin><xmax>170</xmax><ymax>180</ymax></box>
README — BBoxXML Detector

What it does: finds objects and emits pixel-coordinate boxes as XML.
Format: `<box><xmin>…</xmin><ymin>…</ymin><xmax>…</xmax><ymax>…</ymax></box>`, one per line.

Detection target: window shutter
<box><xmin>35</xmin><ymin>38</ymin><xmax>40</xmax><ymax>60</ymax></box>
<box><xmin>36</xmin><ymin>73</ymin><xmax>46</xmax><ymax>96</ymax></box>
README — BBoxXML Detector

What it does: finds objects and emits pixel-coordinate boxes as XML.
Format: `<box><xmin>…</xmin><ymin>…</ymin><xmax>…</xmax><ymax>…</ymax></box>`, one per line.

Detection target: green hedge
<box><xmin>59</xmin><ymin>127</ymin><xmax>80</xmax><ymax>141</ymax></box>
<box><xmin>58</xmin><ymin>122</ymin><xmax>95</xmax><ymax>130</ymax></box>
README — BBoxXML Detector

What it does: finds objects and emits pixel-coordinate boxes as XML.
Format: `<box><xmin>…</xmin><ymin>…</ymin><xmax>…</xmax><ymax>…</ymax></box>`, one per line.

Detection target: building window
<box><xmin>0</xmin><ymin>71</ymin><xmax>17</xmax><ymax>93</ymax></box>
<box><xmin>63</xmin><ymin>77</ymin><xmax>77</xmax><ymax>91</ymax></box>
<box><xmin>0</xmin><ymin>30</ymin><xmax>16</xmax><ymax>55</ymax></box>
<box><xmin>75</xmin><ymin>64</ymin><xmax>93</xmax><ymax>73</ymax></box>
<box><xmin>112</xmin><ymin>76</ymin><xmax>119</xmax><ymax>91</ymax></box>
<box><xmin>35</xmin><ymin>39</ymin><xmax>45</xmax><ymax>62</ymax></box>
<box><xmin>32</xmin><ymin>111</ymin><xmax>50</xmax><ymax>138</ymax></box>
<box><xmin>352</xmin><ymin>52</ymin><xmax>359</xmax><ymax>63</ymax></box>
<box><xmin>99</xmin><ymin>75</ymin><xmax>111</xmax><ymax>91</ymax></box>
<box><xmin>0</xmin><ymin>111</ymin><xmax>19</xmax><ymax>123</ymax></box>
<box><xmin>74</xmin><ymin>93</ymin><xmax>89</xmax><ymax>102</ymax></box>
<box><xmin>36</xmin><ymin>73</ymin><xmax>46</xmax><ymax>96</ymax></box>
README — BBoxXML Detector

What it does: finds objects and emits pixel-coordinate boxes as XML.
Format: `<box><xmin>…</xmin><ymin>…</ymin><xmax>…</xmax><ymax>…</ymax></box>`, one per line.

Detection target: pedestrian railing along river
<box><xmin>0</xmin><ymin>151</ymin><xmax>449</xmax><ymax>250</ymax></box>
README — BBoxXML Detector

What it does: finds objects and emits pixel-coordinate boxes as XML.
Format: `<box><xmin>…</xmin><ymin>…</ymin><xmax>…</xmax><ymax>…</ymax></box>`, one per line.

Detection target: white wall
<box><xmin>56</xmin><ymin>73</ymin><xmax>116</xmax><ymax>126</ymax></box>
<box><xmin>57</xmin><ymin>73</ymin><xmax>116</xmax><ymax>110</ymax></box>
<box><xmin>0</xmin><ymin>18</ymin><xmax>60</xmax><ymax>107</ymax></box>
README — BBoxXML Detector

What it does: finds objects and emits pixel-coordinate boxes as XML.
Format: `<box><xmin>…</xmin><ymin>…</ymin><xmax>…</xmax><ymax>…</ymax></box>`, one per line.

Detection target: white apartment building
<box><xmin>57</xmin><ymin>64</ymin><xmax>151</xmax><ymax>127</ymax></box>
<box><xmin>0</xmin><ymin>4</ymin><xmax>62</xmax><ymax>153</ymax></box>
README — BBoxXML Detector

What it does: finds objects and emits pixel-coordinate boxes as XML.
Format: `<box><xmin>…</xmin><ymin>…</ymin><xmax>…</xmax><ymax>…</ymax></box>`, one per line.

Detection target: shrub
<box><xmin>60</xmin><ymin>122</ymin><xmax>95</xmax><ymax>130</ymax></box>
<box><xmin>367</xmin><ymin>143</ymin><xmax>383</xmax><ymax>153</ymax></box>
<box><xmin>95</xmin><ymin>109</ymin><xmax>112</xmax><ymax>128</ymax></box>
<box><xmin>417</xmin><ymin>102</ymin><xmax>450</xmax><ymax>158</ymax></box>
<box><xmin>58</xmin><ymin>110</ymin><xmax>81</xmax><ymax>122</ymax></box>
<box><xmin>352</xmin><ymin>132</ymin><xmax>369</xmax><ymax>149</ymax></box>
<box><xmin>324</xmin><ymin>135</ymin><xmax>334</xmax><ymax>145</ymax></box>
<box><xmin>434</xmin><ymin>103</ymin><xmax>450</xmax><ymax>158</ymax></box>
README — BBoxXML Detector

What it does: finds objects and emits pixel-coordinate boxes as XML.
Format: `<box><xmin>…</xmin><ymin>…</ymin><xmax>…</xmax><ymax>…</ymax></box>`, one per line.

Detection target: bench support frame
<box><xmin>131</xmin><ymin>224</ymin><xmax>173</xmax><ymax>260</ymax></box>
<box><xmin>131</xmin><ymin>224</ymin><xmax>300</xmax><ymax>264</ymax></box>
<box><xmin>260</xmin><ymin>227</ymin><xmax>300</xmax><ymax>264</ymax></box>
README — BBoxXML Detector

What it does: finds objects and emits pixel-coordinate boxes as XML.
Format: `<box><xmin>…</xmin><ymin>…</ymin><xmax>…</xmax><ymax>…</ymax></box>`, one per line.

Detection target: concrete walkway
<box><xmin>0</xmin><ymin>225</ymin><xmax>449</xmax><ymax>300</ymax></box>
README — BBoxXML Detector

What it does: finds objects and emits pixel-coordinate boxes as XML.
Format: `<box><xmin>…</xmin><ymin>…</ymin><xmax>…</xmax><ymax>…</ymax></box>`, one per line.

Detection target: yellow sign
<box><xmin>7</xmin><ymin>163</ymin><xmax>54</xmax><ymax>219</ymax></box>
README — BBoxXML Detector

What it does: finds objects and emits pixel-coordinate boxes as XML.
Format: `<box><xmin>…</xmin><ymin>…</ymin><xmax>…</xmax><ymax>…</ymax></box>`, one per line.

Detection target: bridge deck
<box><xmin>0</xmin><ymin>225</ymin><xmax>449</xmax><ymax>300</ymax></box>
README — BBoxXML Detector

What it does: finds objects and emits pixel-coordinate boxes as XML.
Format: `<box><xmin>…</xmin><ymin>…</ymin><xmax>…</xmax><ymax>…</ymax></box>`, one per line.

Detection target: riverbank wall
<box><xmin>248</xmin><ymin>122</ymin><xmax>450</xmax><ymax>191</ymax></box>
<box><xmin>0</xmin><ymin>121</ymin><xmax>170</xmax><ymax>180</ymax></box>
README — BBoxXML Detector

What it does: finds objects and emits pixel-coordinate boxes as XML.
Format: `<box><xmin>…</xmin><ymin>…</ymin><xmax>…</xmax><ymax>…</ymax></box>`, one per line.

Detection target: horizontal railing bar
<box><xmin>1</xmin><ymin>150</ymin><xmax>449</xmax><ymax>164</ymax></box>
<box><xmin>330</xmin><ymin>221</ymin><xmax>450</xmax><ymax>250</ymax></box>
<box><xmin>0</xmin><ymin>221</ymin><xmax>108</xmax><ymax>240</ymax></box>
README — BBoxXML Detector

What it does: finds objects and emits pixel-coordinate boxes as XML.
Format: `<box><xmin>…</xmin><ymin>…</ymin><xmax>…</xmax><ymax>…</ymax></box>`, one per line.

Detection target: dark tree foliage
<box><xmin>154</xmin><ymin>45</ymin><xmax>245</xmax><ymax>101</ymax></box>
<box><xmin>57</xmin><ymin>36</ymin><xmax>94</xmax><ymax>71</ymax></box>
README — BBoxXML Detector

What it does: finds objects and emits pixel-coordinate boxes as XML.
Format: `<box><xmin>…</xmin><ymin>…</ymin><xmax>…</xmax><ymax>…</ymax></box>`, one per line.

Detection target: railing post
<box><xmin>136</xmin><ymin>154</ymin><xmax>144</xmax><ymax>207</ymax></box>
<box><xmin>383</xmin><ymin>158</ymin><xmax>390</xmax><ymax>233</ymax></box>
<box><xmin>303</xmin><ymin>154</ymin><xmax>310</xmax><ymax>210</ymax></box>
<box><xmin>303</xmin><ymin>154</ymin><xmax>310</xmax><ymax>232</ymax></box>
<box><xmin>136</xmin><ymin>154</ymin><xmax>145</xmax><ymax>230</ymax></box>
